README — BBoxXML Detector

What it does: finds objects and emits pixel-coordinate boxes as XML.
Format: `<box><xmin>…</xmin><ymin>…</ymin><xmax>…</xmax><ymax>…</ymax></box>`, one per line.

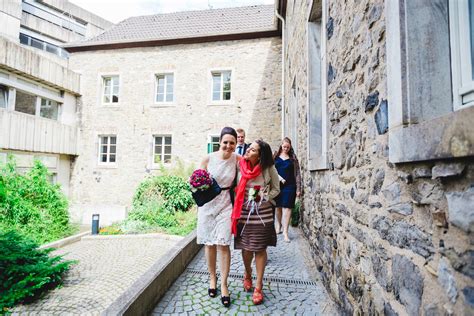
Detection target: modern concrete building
<box><xmin>279</xmin><ymin>0</ymin><xmax>474</xmax><ymax>314</ymax></box>
<box><xmin>0</xmin><ymin>0</ymin><xmax>112</xmax><ymax>196</ymax></box>
<box><xmin>64</xmin><ymin>5</ymin><xmax>282</xmax><ymax>224</ymax></box>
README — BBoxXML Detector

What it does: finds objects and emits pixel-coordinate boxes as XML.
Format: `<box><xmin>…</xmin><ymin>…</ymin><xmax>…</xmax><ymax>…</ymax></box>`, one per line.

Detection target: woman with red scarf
<box><xmin>231</xmin><ymin>139</ymin><xmax>280</xmax><ymax>305</ymax></box>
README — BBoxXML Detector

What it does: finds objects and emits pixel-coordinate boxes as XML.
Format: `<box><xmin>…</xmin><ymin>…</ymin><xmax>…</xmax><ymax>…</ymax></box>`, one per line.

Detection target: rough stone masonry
<box><xmin>283</xmin><ymin>0</ymin><xmax>473</xmax><ymax>315</ymax></box>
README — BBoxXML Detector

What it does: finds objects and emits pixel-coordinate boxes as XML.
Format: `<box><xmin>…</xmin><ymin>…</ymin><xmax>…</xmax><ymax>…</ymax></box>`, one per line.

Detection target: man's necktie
<box><xmin>238</xmin><ymin>146</ymin><xmax>242</xmax><ymax>155</ymax></box>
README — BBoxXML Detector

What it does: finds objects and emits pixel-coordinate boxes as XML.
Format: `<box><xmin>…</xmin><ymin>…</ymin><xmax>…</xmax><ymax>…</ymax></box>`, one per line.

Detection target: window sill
<box><xmin>97</xmin><ymin>163</ymin><xmax>118</xmax><ymax>169</ymax></box>
<box><xmin>207</xmin><ymin>102</ymin><xmax>234</xmax><ymax>106</ymax></box>
<box><xmin>389</xmin><ymin>106</ymin><xmax>474</xmax><ymax>163</ymax></box>
<box><xmin>151</xmin><ymin>103</ymin><xmax>176</xmax><ymax>108</ymax></box>
<box><xmin>308</xmin><ymin>155</ymin><xmax>329</xmax><ymax>171</ymax></box>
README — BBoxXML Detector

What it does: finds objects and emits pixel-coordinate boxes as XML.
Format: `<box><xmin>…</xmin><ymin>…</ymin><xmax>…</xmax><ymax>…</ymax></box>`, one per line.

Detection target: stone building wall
<box><xmin>283</xmin><ymin>0</ymin><xmax>473</xmax><ymax>314</ymax></box>
<box><xmin>68</xmin><ymin>37</ymin><xmax>282</xmax><ymax>224</ymax></box>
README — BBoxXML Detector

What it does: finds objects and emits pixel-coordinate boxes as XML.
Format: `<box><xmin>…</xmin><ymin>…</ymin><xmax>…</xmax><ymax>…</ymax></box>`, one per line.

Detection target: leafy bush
<box><xmin>133</xmin><ymin>175</ymin><xmax>193</xmax><ymax>213</ymax></box>
<box><xmin>0</xmin><ymin>230</ymin><xmax>74</xmax><ymax>312</ymax></box>
<box><xmin>100</xmin><ymin>164</ymin><xmax>197</xmax><ymax>237</ymax></box>
<box><xmin>0</xmin><ymin>157</ymin><xmax>75</xmax><ymax>244</ymax></box>
<box><xmin>291</xmin><ymin>200</ymin><xmax>301</xmax><ymax>227</ymax></box>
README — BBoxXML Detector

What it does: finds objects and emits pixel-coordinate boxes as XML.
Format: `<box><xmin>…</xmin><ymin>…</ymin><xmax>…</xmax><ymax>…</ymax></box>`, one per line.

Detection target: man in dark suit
<box><xmin>235</xmin><ymin>128</ymin><xmax>249</xmax><ymax>156</ymax></box>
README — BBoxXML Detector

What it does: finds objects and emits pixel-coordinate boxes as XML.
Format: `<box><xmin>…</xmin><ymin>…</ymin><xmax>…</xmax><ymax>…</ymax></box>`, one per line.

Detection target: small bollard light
<box><xmin>91</xmin><ymin>214</ymin><xmax>100</xmax><ymax>235</ymax></box>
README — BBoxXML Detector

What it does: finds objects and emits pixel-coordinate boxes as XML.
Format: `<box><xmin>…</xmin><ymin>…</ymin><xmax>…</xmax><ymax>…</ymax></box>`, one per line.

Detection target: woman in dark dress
<box><xmin>273</xmin><ymin>137</ymin><xmax>301</xmax><ymax>242</ymax></box>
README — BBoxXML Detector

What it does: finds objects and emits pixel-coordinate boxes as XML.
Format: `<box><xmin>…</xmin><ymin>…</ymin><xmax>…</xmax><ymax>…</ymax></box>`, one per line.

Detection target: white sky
<box><xmin>70</xmin><ymin>0</ymin><xmax>275</xmax><ymax>23</ymax></box>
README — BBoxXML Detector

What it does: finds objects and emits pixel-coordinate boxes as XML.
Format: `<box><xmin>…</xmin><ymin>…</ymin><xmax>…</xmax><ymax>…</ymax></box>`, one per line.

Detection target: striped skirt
<box><xmin>234</xmin><ymin>200</ymin><xmax>277</xmax><ymax>252</ymax></box>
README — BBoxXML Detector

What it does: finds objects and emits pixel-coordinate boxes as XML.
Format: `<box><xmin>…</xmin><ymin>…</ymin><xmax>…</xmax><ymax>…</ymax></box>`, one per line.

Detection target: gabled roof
<box><xmin>65</xmin><ymin>5</ymin><xmax>278</xmax><ymax>52</ymax></box>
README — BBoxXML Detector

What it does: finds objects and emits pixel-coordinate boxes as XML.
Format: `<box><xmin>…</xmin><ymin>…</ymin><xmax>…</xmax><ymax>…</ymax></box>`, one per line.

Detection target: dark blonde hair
<box><xmin>273</xmin><ymin>137</ymin><xmax>296</xmax><ymax>160</ymax></box>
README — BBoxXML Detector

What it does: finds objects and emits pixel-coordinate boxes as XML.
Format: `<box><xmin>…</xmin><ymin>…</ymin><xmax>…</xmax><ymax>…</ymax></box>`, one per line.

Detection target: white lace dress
<box><xmin>196</xmin><ymin>152</ymin><xmax>237</xmax><ymax>245</ymax></box>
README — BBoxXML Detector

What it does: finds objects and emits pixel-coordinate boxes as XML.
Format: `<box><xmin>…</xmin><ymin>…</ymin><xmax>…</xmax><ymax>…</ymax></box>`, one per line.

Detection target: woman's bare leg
<box><xmin>275</xmin><ymin>207</ymin><xmax>282</xmax><ymax>233</ymax></box>
<box><xmin>255</xmin><ymin>249</ymin><xmax>267</xmax><ymax>290</ymax></box>
<box><xmin>218</xmin><ymin>245</ymin><xmax>230</xmax><ymax>296</ymax></box>
<box><xmin>242</xmin><ymin>249</ymin><xmax>254</xmax><ymax>278</ymax></box>
<box><xmin>205</xmin><ymin>245</ymin><xmax>217</xmax><ymax>289</ymax></box>
<box><xmin>282</xmin><ymin>207</ymin><xmax>292</xmax><ymax>242</ymax></box>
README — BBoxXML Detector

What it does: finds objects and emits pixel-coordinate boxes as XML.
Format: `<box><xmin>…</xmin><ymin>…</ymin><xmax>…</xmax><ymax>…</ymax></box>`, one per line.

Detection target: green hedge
<box><xmin>0</xmin><ymin>157</ymin><xmax>74</xmax><ymax>244</ymax></box>
<box><xmin>0</xmin><ymin>230</ymin><xmax>74</xmax><ymax>312</ymax></box>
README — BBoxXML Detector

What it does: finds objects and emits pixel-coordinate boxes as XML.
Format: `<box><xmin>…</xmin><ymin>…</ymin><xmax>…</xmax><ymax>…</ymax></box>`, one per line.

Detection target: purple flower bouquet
<box><xmin>189</xmin><ymin>169</ymin><xmax>222</xmax><ymax>207</ymax></box>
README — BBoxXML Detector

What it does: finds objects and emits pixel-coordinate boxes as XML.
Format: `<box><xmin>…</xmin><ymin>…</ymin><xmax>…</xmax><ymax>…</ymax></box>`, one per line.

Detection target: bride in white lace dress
<box><xmin>196</xmin><ymin>127</ymin><xmax>239</xmax><ymax>308</ymax></box>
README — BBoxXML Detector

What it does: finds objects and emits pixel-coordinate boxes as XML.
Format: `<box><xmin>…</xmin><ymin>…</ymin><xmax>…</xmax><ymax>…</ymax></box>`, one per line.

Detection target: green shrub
<box><xmin>0</xmin><ymin>230</ymin><xmax>74</xmax><ymax>312</ymax></box>
<box><xmin>133</xmin><ymin>175</ymin><xmax>193</xmax><ymax>213</ymax></box>
<box><xmin>0</xmin><ymin>157</ymin><xmax>75</xmax><ymax>244</ymax></box>
<box><xmin>291</xmin><ymin>200</ymin><xmax>301</xmax><ymax>227</ymax></box>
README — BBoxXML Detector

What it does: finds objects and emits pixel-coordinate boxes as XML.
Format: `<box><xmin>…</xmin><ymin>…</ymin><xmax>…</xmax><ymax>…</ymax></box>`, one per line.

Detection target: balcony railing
<box><xmin>0</xmin><ymin>109</ymin><xmax>78</xmax><ymax>156</ymax></box>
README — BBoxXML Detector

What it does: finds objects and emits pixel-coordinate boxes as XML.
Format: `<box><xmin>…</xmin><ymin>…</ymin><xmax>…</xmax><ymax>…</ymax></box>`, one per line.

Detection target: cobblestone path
<box><xmin>11</xmin><ymin>234</ymin><xmax>181</xmax><ymax>315</ymax></box>
<box><xmin>153</xmin><ymin>227</ymin><xmax>339</xmax><ymax>315</ymax></box>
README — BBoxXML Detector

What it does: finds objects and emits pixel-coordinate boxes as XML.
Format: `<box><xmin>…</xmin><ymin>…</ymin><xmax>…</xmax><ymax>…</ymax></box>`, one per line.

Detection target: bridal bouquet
<box><xmin>241</xmin><ymin>185</ymin><xmax>265</xmax><ymax>234</ymax></box>
<box><xmin>189</xmin><ymin>169</ymin><xmax>213</xmax><ymax>192</ymax></box>
<box><xmin>189</xmin><ymin>169</ymin><xmax>222</xmax><ymax>207</ymax></box>
<box><xmin>248</xmin><ymin>185</ymin><xmax>262</xmax><ymax>203</ymax></box>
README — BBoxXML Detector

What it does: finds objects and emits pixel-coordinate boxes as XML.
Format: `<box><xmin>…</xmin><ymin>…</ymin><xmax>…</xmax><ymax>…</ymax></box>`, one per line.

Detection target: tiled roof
<box><xmin>67</xmin><ymin>5</ymin><xmax>276</xmax><ymax>47</ymax></box>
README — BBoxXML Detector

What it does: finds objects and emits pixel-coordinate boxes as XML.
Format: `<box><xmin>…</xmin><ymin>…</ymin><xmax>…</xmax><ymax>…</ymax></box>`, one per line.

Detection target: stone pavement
<box><xmin>153</xmin><ymin>227</ymin><xmax>339</xmax><ymax>315</ymax></box>
<box><xmin>10</xmin><ymin>234</ymin><xmax>181</xmax><ymax>315</ymax></box>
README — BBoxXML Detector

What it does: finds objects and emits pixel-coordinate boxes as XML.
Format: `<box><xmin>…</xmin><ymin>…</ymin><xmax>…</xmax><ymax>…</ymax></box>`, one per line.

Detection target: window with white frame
<box><xmin>307</xmin><ymin>0</ymin><xmax>328</xmax><ymax>170</ymax></box>
<box><xmin>154</xmin><ymin>135</ymin><xmax>172</xmax><ymax>164</ymax></box>
<box><xmin>449</xmin><ymin>0</ymin><xmax>474</xmax><ymax>109</ymax></box>
<box><xmin>14</xmin><ymin>90</ymin><xmax>61</xmax><ymax>120</ymax></box>
<box><xmin>40</xmin><ymin>98</ymin><xmax>59</xmax><ymax>120</ymax></box>
<box><xmin>0</xmin><ymin>85</ymin><xmax>8</xmax><ymax>109</ymax></box>
<box><xmin>155</xmin><ymin>74</ymin><xmax>174</xmax><ymax>103</ymax></box>
<box><xmin>207</xmin><ymin>135</ymin><xmax>220</xmax><ymax>153</ymax></box>
<box><xmin>15</xmin><ymin>90</ymin><xmax>37</xmax><ymax>115</ymax></box>
<box><xmin>98</xmin><ymin>135</ymin><xmax>117</xmax><ymax>164</ymax></box>
<box><xmin>102</xmin><ymin>76</ymin><xmax>119</xmax><ymax>104</ymax></box>
<box><xmin>212</xmin><ymin>71</ymin><xmax>231</xmax><ymax>101</ymax></box>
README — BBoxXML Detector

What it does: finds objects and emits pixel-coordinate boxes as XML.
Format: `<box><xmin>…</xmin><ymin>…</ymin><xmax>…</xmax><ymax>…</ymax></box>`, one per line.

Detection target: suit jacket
<box><xmin>235</xmin><ymin>143</ymin><xmax>249</xmax><ymax>156</ymax></box>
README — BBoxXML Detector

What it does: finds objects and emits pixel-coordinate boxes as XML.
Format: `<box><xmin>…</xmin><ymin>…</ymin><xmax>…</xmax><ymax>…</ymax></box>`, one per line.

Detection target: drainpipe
<box><xmin>275</xmin><ymin>9</ymin><xmax>285</xmax><ymax>139</ymax></box>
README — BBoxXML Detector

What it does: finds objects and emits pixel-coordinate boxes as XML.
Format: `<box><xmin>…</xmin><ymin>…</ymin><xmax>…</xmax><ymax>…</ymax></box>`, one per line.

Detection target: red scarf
<box><xmin>231</xmin><ymin>159</ymin><xmax>261</xmax><ymax>235</ymax></box>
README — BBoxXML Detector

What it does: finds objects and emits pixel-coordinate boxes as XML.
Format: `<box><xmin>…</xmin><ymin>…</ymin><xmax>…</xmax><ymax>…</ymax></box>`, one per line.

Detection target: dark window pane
<box><xmin>109</xmin><ymin>154</ymin><xmax>116</xmax><ymax>163</ymax></box>
<box><xmin>155</xmin><ymin>136</ymin><xmax>162</xmax><ymax>145</ymax></box>
<box><xmin>45</xmin><ymin>43</ymin><xmax>57</xmax><ymax>54</ymax></box>
<box><xmin>15</xmin><ymin>91</ymin><xmax>36</xmax><ymax>115</ymax></box>
<box><xmin>30</xmin><ymin>37</ymin><xmax>43</xmax><ymax>49</ymax></box>
<box><xmin>110</xmin><ymin>137</ymin><xmax>116</xmax><ymax>145</ymax></box>
<box><xmin>223</xmin><ymin>92</ymin><xmax>231</xmax><ymax>100</ymax></box>
<box><xmin>112</xmin><ymin>95</ymin><xmax>119</xmax><ymax>103</ymax></box>
<box><xmin>0</xmin><ymin>86</ymin><xmax>8</xmax><ymax>108</ymax></box>
<box><xmin>19</xmin><ymin>33</ymin><xmax>29</xmax><ymax>45</ymax></box>
<box><xmin>212</xmin><ymin>144</ymin><xmax>219</xmax><ymax>152</ymax></box>
<box><xmin>164</xmin><ymin>155</ymin><xmax>171</xmax><ymax>163</ymax></box>
<box><xmin>101</xmin><ymin>154</ymin><xmax>107</xmax><ymax>162</ymax></box>
<box><xmin>165</xmin><ymin>137</ymin><xmax>171</xmax><ymax>144</ymax></box>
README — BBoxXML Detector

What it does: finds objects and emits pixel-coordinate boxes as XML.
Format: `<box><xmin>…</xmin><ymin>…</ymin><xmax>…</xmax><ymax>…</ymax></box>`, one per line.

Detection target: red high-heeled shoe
<box><xmin>243</xmin><ymin>275</ymin><xmax>253</xmax><ymax>292</ymax></box>
<box><xmin>252</xmin><ymin>287</ymin><xmax>263</xmax><ymax>305</ymax></box>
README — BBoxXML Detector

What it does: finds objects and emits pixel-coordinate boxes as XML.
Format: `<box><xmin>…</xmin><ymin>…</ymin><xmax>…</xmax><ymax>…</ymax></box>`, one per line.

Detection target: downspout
<box><xmin>275</xmin><ymin>9</ymin><xmax>285</xmax><ymax>139</ymax></box>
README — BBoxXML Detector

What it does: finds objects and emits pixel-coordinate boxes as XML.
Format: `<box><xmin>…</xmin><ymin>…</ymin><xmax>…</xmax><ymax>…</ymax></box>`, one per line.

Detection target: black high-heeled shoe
<box><xmin>221</xmin><ymin>295</ymin><xmax>231</xmax><ymax>307</ymax></box>
<box><xmin>208</xmin><ymin>288</ymin><xmax>217</xmax><ymax>298</ymax></box>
